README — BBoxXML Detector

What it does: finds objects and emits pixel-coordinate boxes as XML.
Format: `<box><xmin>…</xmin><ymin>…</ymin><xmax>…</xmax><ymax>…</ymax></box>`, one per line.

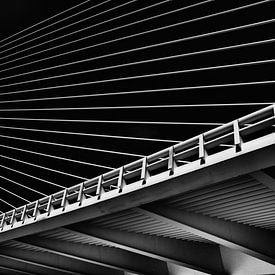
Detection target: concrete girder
<box><xmin>0</xmin><ymin>242</ymin><xmax>119</xmax><ymax>275</ymax></box>
<box><xmin>0</xmin><ymin>252</ymin><xmax>74</xmax><ymax>275</ymax></box>
<box><xmin>251</xmin><ymin>171</ymin><xmax>275</xmax><ymax>193</ymax></box>
<box><xmin>18</xmin><ymin>235</ymin><xmax>169</xmax><ymax>275</ymax></box>
<box><xmin>66</xmin><ymin>224</ymin><xmax>227</xmax><ymax>275</ymax></box>
<box><xmin>138</xmin><ymin>205</ymin><xmax>275</xmax><ymax>265</ymax></box>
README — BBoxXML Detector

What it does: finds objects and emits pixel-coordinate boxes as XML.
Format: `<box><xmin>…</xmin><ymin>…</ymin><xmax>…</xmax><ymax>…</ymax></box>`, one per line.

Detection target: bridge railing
<box><xmin>0</xmin><ymin>105</ymin><xmax>274</xmax><ymax>230</ymax></box>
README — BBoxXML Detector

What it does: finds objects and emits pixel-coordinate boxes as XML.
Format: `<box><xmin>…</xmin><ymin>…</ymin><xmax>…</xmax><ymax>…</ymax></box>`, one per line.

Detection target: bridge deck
<box><xmin>0</xmin><ymin>105</ymin><xmax>274</xmax><ymax>274</ymax></box>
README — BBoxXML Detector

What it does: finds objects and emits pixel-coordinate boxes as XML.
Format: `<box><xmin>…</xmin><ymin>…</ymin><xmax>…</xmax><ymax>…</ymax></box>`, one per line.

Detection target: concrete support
<box><xmin>166</xmin><ymin>262</ymin><xmax>208</xmax><ymax>275</ymax></box>
<box><xmin>0</xmin><ymin>242</ymin><xmax>119</xmax><ymax>275</ymax></box>
<box><xmin>0</xmin><ymin>264</ymin><xmax>34</xmax><ymax>275</ymax></box>
<box><xmin>250</xmin><ymin>171</ymin><xmax>275</xmax><ymax>192</ymax></box>
<box><xmin>139</xmin><ymin>205</ymin><xmax>275</xmax><ymax>265</ymax></box>
<box><xmin>0</xmin><ymin>253</ymin><xmax>73</xmax><ymax>275</ymax></box>
<box><xmin>18</xmin><ymin>235</ymin><xmax>169</xmax><ymax>275</ymax></box>
<box><xmin>219</xmin><ymin>246</ymin><xmax>275</xmax><ymax>275</ymax></box>
<box><xmin>67</xmin><ymin>224</ymin><xmax>227</xmax><ymax>275</ymax></box>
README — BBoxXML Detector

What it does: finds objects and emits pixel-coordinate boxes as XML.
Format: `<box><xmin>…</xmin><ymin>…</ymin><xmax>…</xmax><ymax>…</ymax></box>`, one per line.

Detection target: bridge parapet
<box><xmin>0</xmin><ymin>104</ymin><xmax>274</xmax><ymax>235</ymax></box>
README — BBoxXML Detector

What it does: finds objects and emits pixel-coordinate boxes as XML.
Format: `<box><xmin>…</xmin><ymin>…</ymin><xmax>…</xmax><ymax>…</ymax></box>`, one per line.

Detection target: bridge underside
<box><xmin>0</xmin><ymin>134</ymin><xmax>275</xmax><ymax>275</ymax></box>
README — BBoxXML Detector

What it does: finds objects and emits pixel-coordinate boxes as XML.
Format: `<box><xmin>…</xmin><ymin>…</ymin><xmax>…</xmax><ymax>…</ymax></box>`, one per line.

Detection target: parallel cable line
<box><xmin>0</xmin><ymin>197</ymin><xmax>16</xmax><ymax>209</ymax></box>
<box><xmin>0</xmin><ymin>0</ymin><xmax>183</xmax><ymax>82</ymax></box>
<box><xmin>0</xmin><ymin>57</ymin><xmax>273</xmax><ymax>91</ymax></box>
<box><xmin>0</xmin><ymin>185</ymin><xmax>30</xmax><ymax>203</ymax></box>
<box><xmin>0</xmin><ymin>0</ymin><xmax>137</xmax><ymax>57</ymax></box>
<box><xmin>0</xmin><ymin>143</ymin><xmax>114</xmax><ymax>170</ymax></box>
<box><xmin>0</xmin><ymin>80</ymin><xmax>274</xmax><ymax>102</ymax></box>
<box><xmin>0</xmin><ymin>173</ymin><xmax>47</xmax><ymax>196</ymax></box>
<box><xmin>0</xmin><ymin>0</ymin><xmax>92</xmax><ymax>45</ymax></box>
<box><xmin>0</xmin><ymin>133</ymin><xmax>144</xmax><ymax>157</ymax></box>
<box><xmin>0</xmin><ymin>0</ymin><xmax>111</xmax><ymax>51</ymax></box>
<box><xmin>1</xmin><ymin>19</ymin><xmax>274</xmax><ymax>97</ymax></box>
<box><xmin>0</xmin><ymin>164</ymin><xmax>67</xmax><ymax>189</ymax></box>
<box><xmin>0</xmin><ymin>0</ymin><xmax>263</xmax><ymax>70</ymax></box>
<box><xmin>0</xmin><ymin>117</ymin><xmax>222</xmax><ymax>126</ymax></box>
<box><xmin>0</xmin><ymin>0</ymin><xmax>212</xmax><ymax>75</ymax></box>
<box><xmin>0</xmin><ymin>125</ymin><xmax>181</xmax><ymax>143</ymax></box>
<box><xmin>0</xmin><ymin>153</ymin><xmax>87</xmax><ymax>181</ymax></box>
<box><xmin>0</xmin><ymin>0</ymin><xmax>213</xmax><ymax>62</ymax></box>
<box><xmin>1</xmin><ymin>33</ymin><xmax>274</xmax><ymax>83</ymax></box>
<box><xmin>0</xmin><ymin>102</ymin><xmax>273</xmax><ymax>112</ymax></box>
<box><xmin>0</xmin><ymin>0</ymin><xmax>140</xmax><ymax>56</ymax></box>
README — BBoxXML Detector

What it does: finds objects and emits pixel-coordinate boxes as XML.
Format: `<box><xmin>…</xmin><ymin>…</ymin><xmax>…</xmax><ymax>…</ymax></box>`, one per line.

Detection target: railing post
<box><xmin>199</xmin><ymin>134</ymin><xmax>207</xmax><ymax>164</ymax></box>
<box><xmin>117</xmin><ymin>166</ymin><xmax>126</xmax><ymax>193</ymax></box>
<box><xmin>0</xmin><ymin>213</ymin><xmax>6</xmax><ymax>231</ymax></box>
<box><xmin>33</xmin><ymin>200</ymin><xmax>39</xmax><ymax>221</ymax></box>
<box><xmin>141</xmin><ymin>157</ymin><xmax>149</xmax><ymax>185</ymax></box>
<box><xmin>96</xmin><ymin>175</ymin><xmax>104</xmax><ymax>200</ymax></box>
<box><xmin>233</xmin><ymin>120</ymin><xmax>242</xmax><ymax>152</ymax></box>
<box><xmin>77</xmin><ymin>182</ymin><xmax>84</xmax><ymax>206</ymax></box>
<box><xmin>10</xmin><ymin>209</ymin><xmax>16</xmax><ymax>228</ymax></box>
<box><xmin>46</xmin><ymin>195</ymin><xmax>53</xmax><ymax>216</ymax></box>
<box><xmin>21</xmin><ymin>205</ymin><xmax>27</xmax><ymax>224</ymax></box>
<box><xmin>61</xmin><ymin>189</ymin><xmax>68</xmax><ymax>211</ymax></box>
<box><xmin>168</xmin><ymin>146</ymin><xmax>176</xmax><ymax>175</ymax></box>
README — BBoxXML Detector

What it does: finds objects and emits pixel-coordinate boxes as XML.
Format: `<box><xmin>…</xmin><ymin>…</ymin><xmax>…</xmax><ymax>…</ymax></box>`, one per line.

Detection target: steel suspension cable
<box><xmin>0</xmin><ymin>80</ymin><xmax>274</xmax><ymax>102</ymax></box>
<box><xmin>0</xmin><ymin>153</ymin><xmax>87</xmax><ymax>181</ymax></box>
<box><xmin>0</xmin><ymin>0</ymin><xmax>110</xmax><ymax>51</ymax></box>
<box><xmin>0</xmin><ymin>198</ymin><xmax>15</xmax><ymax>209</ymax></box>
<box><xmin>0</xmin><ymin>0</ymin><xmax>92</xmax><ymax>45</ymax></box>
<box><xmin>0</xmin><ymin>164</ymin><xmax>66</xmax><ymax>189</ymax></box>
<box><xmin>0</xmin><ymin>185</ymin><xmax>30</xmax><ymax>203</ymax></box>
<box><xmin>0</xmin><ymin>0</ymin><xmax>213</xmax><ymax>62</ymax></box>
<box><xmin>0</xmin><ymin>117</ymin><xmax>222</xmax><ymax>126</ymax></box>
<box><xmin>0</xmin><ymin>57</ymin><xmax>273</xmax><ymax>93</ymax></box>
<box><xmin>0</xmin><ymin>0</ymin><xmax>184</xmax><ymax>81</ymax></box>
<box><xmin>0</xmin><ymin>103</ymin><xmax>271</xmax><ymax>112</ymax></box>
<box><xmin>0</xmin><ymin>133</ymin><xmax>144</xmax><ymax>157</ymax></box>
<box><xmin>0</xmin><ymin>0</ymin><xmax>212</xmax><ymax>74</ymax></box>
<box><xmin>0</xmin><ymin>18</ymin><xmax>273</xmax><ymax>97</ymax></box>
<box><xmin>0</xmin><ymin>173</ymin><xmax>48</xmax><ymax>196</ymax></box>
<box><xmin>0</xmin><ymin>0</ymin><xmax>139</xmax><ymax>57</ymax></box>
<box><xmin>0</xmin><ymin>0</ymin><xmax>260</xmax><ymax>70</ymax></box>
<box><xmin>0</xmin><ymin>143</ymin><xmax>114</xmax><ymax>170</ymax></box>
<box><xmin>0</xmin><ymin>125</ymin><xmax>181</xmax><ymax>143</ymax></box>
<box><xmin>1</xmin><ymin>32</ymin><xmax>274</xmax><ymax>84</ymax></box>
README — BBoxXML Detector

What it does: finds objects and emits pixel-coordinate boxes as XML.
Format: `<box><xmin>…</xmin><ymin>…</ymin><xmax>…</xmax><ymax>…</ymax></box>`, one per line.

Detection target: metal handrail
<box><xmin>0</xmin><ymin>104</ymin><xmax>274</xmax><ymax>230</ymax></box>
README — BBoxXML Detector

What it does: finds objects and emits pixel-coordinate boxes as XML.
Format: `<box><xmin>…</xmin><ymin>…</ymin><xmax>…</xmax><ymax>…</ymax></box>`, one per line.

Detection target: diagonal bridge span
<box><xmin>0</xmin><ymin>105</ymin><xmax>274</xmax><ymax>274</ymax></box>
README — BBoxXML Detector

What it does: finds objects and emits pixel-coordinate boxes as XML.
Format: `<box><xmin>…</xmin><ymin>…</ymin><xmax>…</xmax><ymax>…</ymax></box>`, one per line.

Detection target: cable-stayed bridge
<box><xmin>0</xmin><ymin>0</ymin><xmax>274</xmax><ymax>274</ymax></box>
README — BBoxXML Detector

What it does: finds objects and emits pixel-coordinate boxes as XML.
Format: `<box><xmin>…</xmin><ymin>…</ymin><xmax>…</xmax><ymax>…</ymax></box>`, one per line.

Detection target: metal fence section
<box><xmin>0</xmin><ymin>104</ymin><xmax>274</xmax><ymax>232</ymax></box>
